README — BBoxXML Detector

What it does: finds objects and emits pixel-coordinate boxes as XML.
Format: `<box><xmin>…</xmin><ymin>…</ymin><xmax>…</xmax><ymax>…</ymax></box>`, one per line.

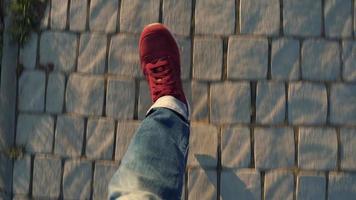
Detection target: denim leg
<box><xmin>108</xmin><ymin>108</ymin><xmax>190</xmax><ymax>200</ymax></box>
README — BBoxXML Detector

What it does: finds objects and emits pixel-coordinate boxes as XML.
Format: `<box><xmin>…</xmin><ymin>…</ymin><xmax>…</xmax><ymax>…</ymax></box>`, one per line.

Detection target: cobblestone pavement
<box><xmin>1</xmin><ymin>0</ymin><xmax>356</xmax><ymax>199</ymax></box>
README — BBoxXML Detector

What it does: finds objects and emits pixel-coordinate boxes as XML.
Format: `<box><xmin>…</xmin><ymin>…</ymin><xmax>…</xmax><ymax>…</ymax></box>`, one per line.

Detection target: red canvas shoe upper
<box><xmin>139</xmin><ymin>23</ymin><xmax>187</xmax><ymax>105</ymax></box>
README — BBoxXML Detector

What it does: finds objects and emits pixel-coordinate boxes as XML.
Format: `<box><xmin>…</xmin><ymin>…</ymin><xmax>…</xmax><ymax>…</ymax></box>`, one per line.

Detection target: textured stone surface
<box><xmin>210</xmin><ymin>82</ymin><xmax>251</xmax><ymax>124</ymax></box>
<box><xmin>138</xmin><ymin>81</ymin><xmax>151</xmax><ymax>120</ymax></box>
<box><xmin>50</xmin><ymin>0</ymin><xmax>68</xmax><ymax>30</ymax></box>
<box><xmin>271</xmin><ymin>38</ymin><xmax>300</xmax><ymax>80</ymax></box>
<box><xmin>264</xmin><ymin>170</ymin><xmax>294</xmax><ymax>200</ymax></box>
<box><xmin>163</xmin><ymin>0</ymin><xmax>191</xmax><ymax>36</ymax></box>
<box><xmin>19</xmin><ymin>33</ymin><xmax>38</xmax><ymax>69</ymax></box>
<box><xmin>69</xmin><ymin>0</ymin><xmax>87</xmax><ymax>31</ymax></box>
<box><xmin>340</xmin><ymin>128</ymin><xmax>356</xmax><ymax>170</ymax></box>
<box><xmin>0</xmin><ymin>154</ymin><xmax>12</xmax><ymax>193</ymax></box>
<box><xmin>301</xmin><ymin>39</ymin><xmax>340</xmax><ymax>80</ymax></box>
<box><xmin>328</xmin><ymin>172</ymin><xmax>356</xmax><ymax>200</ymax></box>
<box><xmin>298</xmin><ymin>127</ymin><xmax>337</xmax><ymax>170</ymax></box>
<box><xmin>176</xmin><ymin>37</ymin><xmax>192</xmax><ymax>80</ymax></box>
<box><xmin>40</xmin><ymin>2</ymin><xmax>50</xmax><ymax>28</ymax></box>
<box><xmin>115</xmin><ymin>121</ymin><xmax>140</xmax><ymax>161</ymax></box>
<box><xmin>46</xmin><ymin>72</ymin><xmax>65</xmax><ymax>113</ymax></box>
<box><xmin>240</xmin><ymin>0</ymin><xmax>280</xmax><ymax>35</ymax></box>
<box><xmin>342</xmin><ymin>41</ymin><xmax>356</xmax><ymax>82</ymax></box>
<box><xmin>54</xmin><ymin>115</ymin><xmax>84</xmax><ymax>157</ymax></box>
<box><xmin>120</xmin><ymin>0</ymin><xmax>160</xmax><ymax>33</ymax></box>
<box><xmin>283</xmin><ymin>0</ymin><xmax>322</xmax><ymax>36</ymax></box>
<box><xmin>297</xmin><ymin>172</ymin><xmax>326</xmax><ymax>200</ymax></box>
<box><xmin>78</xmin><ymin>33</ymin><xmax>107</xmax><ymax>74</ymax></box>
<box><xmin>221</xmin><ymin>126</ymin><xmax>250</xmax><ymax>168</ymax></box>
<box><xmin>254</xmin><ymin>127</ymin><xmax>295</xmax><ymax>169</ymax></box>
<box><xmin>12</xmin><ymin>156</ymin><xmax>31</xmax><ymax>195</ymax></box>
<box><xmin>188</xmin><ymin>169</ymin><xmax>217</xmax><ymax>200</ymax></box>
<box><xmin>106</xmin><ymin>79</ymin><xmax>135</xmax><ymax>119</ymax></box>
<box><xmin>18</xmin><ymin>71</ymin><xmax>46</xmax><ymax>112</ymax></box>
<box><xmin>193</xmin><ymin>37</ymin><xmax>222</xmax><ymax>80</ymax></box>
<box><xmin>191</xmin><ymin>82</ymin><xmax>209</xmax><ymax>121</ymax></box>
<box><xmin>16</xmin><ymin>114</ymin><xmax>54</xmax><ymax>153</ymax></box>
<box><xmin>288</xmin><ymin>82</ymin><xmax>327</xmax><ymax>125</ymax></box>
<box><xmin>89</xmin><ymin>0</ymin><xmax>118</xmax><ymax>33</ymax></box>
<box><xmin>66</xmin><ymin>74</ymin><xmax>105</xmax><ymax>116</ymax></box>
<box><xmin>63</xmin><ymin>160</ymin><xmax>92</xmax><ymax>199</ymax></box>
<box><xmin>195</xmin><ymin>0</ymin><xmax>235</xmax><ymax>35</ymax></box>
<box><xmin>93</xmin><ymin>162</ymin><xmax>119</xmax><ymax>200</ymax></box>
<box><xmin>324</xmin><ymin>0</ymin><xmax>352</xmax><ymax>38</ymax></box>
<box><xmin>227</xmin><ymin>36</ymin><xmax>268</xmax><ymax>79</ymax></box>
<box><xmin>330</xmin><ymin>84</ymin><xmax>356</xmax><ymax>125</ymax></box>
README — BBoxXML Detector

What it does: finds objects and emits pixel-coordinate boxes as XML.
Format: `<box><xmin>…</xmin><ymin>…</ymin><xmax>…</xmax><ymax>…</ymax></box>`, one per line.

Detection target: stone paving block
<box><xmin>13</xmin><ymin>156</ymin><xmax>31</xmax><ymax>195</ymax></box>
<box><xmin>93</xmin><ymin>161</ymin><xmax>119</xmax><ymax>200</ymax></box>
<box><xmin>283</xmin><ymin>0</ymin><xmax>322</xmax><ymax>36</ymax></box>
<box><xmin>89</xmin><ymin>0</ymin><xmax>118</xmax><ymax>33</ymax></box>
<box><xmin>33</xmin><ymin>156</ymin><xmax>61</xmax><ymax>198</ymax></box>
<box><xmin>193</xmin><ymin>37</ymin><xmax>222</xmax><ymax>80</ymax></box>
<box><xmin>254</xmin><ymin>127</ymin><xmax>295</xmax><ymax>169</ymax></box>
<box><xmin>138</xmin><ymin>81</ymin><xmax>151</xmax><ymax>120</ymax></box>
<box><xmin>271</xmin><ymin>38</ymin><xmax>300</xmax><ymax>80</ymax></box>
<box><xmin>66</xmin><ymin>74</ymin><xmax>105</xmax><ymax>116</ymax></box>
<box><xmin>63</xmin><ymin>159</ymin><xmax>92</xmax><ymax>199</ymax></box>
<box><xmin>340</xmin><ymin>128</ymin><xmax>356</xmax><ymax>170</ymax></box>
<box><xmin>240</xmin><ymin>0</ymin><xmax>280</xmax><ymax>35</ymax></box>
<box><xmin>40</xmin><ymin>31</ymin><xmax>78</xmax><ymax>73</ymax></box>
<box><xmin>115</xmin><ymin>121</ymin><xmax>140</xmax><ymax>161</ymax></box>
<box><xmin>12</xmin><ymin>195</ymin><xmax>29</xmax><ymax>200</ymax></box>
<box><xmin>288</xmin><ymin>82</ymin><xmax>327</xmax><ymax>125</ymax></box>
<box><xmin>106</xmin><ymin>79</ymin><xmax>135</xmax><ymax>119</ymax></box>
<box><xmin>191</xmin><ymin>82</ymin><xmax>209</xmax><ymax>121</ymax></box>
<box><xmin>78</xmin><ymin>33</ymin><xmax>107</xmax><ymax>74</ymax></box>
<box><xmin>227</xmin><ymin>36</ymin><xmax>268</xmax><ymax>80</ymax></box>
<box><xmin>264</xmin><ymin>170</ymin><xmax>294</xmax><ymax>200</ymax></box>
<box><xmin>163</xmin><ymin>0</ymin><xmax>192</xmax><ymax>36</ymax></box>
<box><xmin>18</xmin><ymin>71</ymin><xmax>46</xmax><ymax>112</ymax></box>
<box><xmin>188</xmin><ymin>168</ymin><xmax>217</xmax><ymax>200</ymax></box>
<box><xmin>188</xmin><ymin>123</ymin><xmax>218</xmax><ymax>167</ymax></box>
<box><xmin>54</xmin><ymin>115</ymin><xmax>84</xmax><ymax>157</ymax></box>
<box><xmin>86</xmin><ymin>118</ymin><xmax>115</xmax><ymax>160</ymax></box>
<box><xmin>109</xmin><ymin>34</ymin><xmax>141</xmax><ymax>77</ymax></box>
<box><xmin>0</xmin><ymin>154</ymin><xmax>12</xmax><ymax>193</ymax></box>
<box><xmin>50</xmin><ymin>0</ymin><xmax>68</xmax><ymax>30</ymax></box>
<box><xmin>46</xmin><ymin>72</ymin><xmax>65</xmax><ymax>113</ymax></box>
<box><xmin>210</xmin><ymin>82</ymin><xmax>251</xmax><ymax>124</ymax></box>
<box><xmin>19</xmin><ymin>33</ymin><xmax>38</xmax><ymax>69</ymax></box>
<box><xmin>302</xmin><ymin>39</ymin><xmax>340</xmax><ymax>81</ymax></box>
<box><xmin>298</xmin><ymin>127</ymin><xmax>337</xmax><ymax>170</ymax></box>
<box><xmin>330</xmin><ymin>84</ymin><xmax>356</xmax><ymax>125</ymax></box>
<box><xmin>120</xmin><ymin>0</ymin><xmax>160</xmax><ymax>33</ymax></box>
<box><xmin>195</xmin><ymin>0</ymin><xmax>235</xmax><ymax>35</ymax></box>
<box><xmin>221</xmin><ymin>126</ymin><xmax>250</xmax><ymax>168</ymax></box>
<box><xmin>296</xmin><ymin>172</ymin><xmax>326</xmax><ymax>200</ymax></box>
<box><xmin>221</xmin><ymin>169</ymin><xmax>261</xmax><ymax>200</ymax></box>
<box><xmin>69</xmin><ymin>0</ymin><xmax>87</xmax><ymax>31</ymax></box>
<box><xmin>256</xmin><ymin>81</ymin><xmax>286</xmax><ymax>124</ymax></box>
<box><xmin>324</xmin><ymin>0</ymin><xmax>352</xmax><ymax>38</ymax></box>
<box><xmin>176</xmin><ymin>37</ymin><xmax>191</xmax><ymax>80</ymax></box>
<box><xmin>342</xmin><ymin>41</ymin><xmax>356</xmax><ymax>82</ymax></box>
<box><xmin>16</xmin><ymin>114</ymin><xmax>54</xmax><ymax>153</ymax></box>
<box><xmin>328</xmin><ymin>172</ymin><xmax>356</xmax><ymax>200</ymax></box>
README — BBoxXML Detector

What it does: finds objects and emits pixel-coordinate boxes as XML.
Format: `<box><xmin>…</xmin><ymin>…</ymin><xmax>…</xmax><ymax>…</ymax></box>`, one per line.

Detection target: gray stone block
<box><xmin>78</xmin><ymin>33</ymin><xmax>107</xmax><ymax>74</ymax></box>
<box><xmin>195</xmin><ymin>0</ymin><xmax>235</xmax><ymax>35</ymax></box>
<box><xmin>138</xmin><ymin>81</ymin><xmax>151</xmax><ymax>120</ymax></box>
<box><xmin>176</xmin><ymin>36</ymin><xmax>191</xmax><ymax>80</ymax></box>
<box><xmin>283</xmin><ymin>0</ymin><xmax>322</xmax><ymax>36</ymax></box>
<box><xmin>13</xmin><ymin>156</ymin><xmax>31</xmax><ymax>195</ymax></box>
<box><xmin>63</xmin><ymin>159</ymin><xmax>92</xmax><ymax>199</ymax></box>
<box><xmin>89</xmin><ymin>0</ymin><xmax>118</xmax><ymax>33</ymax></box>
<box><xmin>296</xmin><ymin>172</ymin><xmax>326</xmax><ymax>200</ymax></box>
<box><xmin>120</xmin><ymin>0</ymin><xmax>160</xmax><ymax>33</ymax></box>
<box><xmin>256</xmin><ymin>81</ymin><xmax>286</xmax><ymax>124</ymax></box>
<box><xmin>240</xmin><ymin>0</ymin><xmax>280</xmax><ymax>35</ymax></box>
<box><xmin>301</xmin><ymin>39</ymin><xmax>340</xmax><ymax>81</ymax></box>
<box><xmin>210</xmin><ymin>82</ymin><xmax>251</xmax><ymax>124</ymax></box>
<box><xmin>115</xmin><ymin>121</ymin><xmax>140</xmax><ymax>161</ymax></box>
<box><xmin>18</xmin><ymin>71</ymin><xmax>46</xmax><ymax>112</ymax></box>
<box><xmin>227</xmin><ymin>36</ymin><xmax>268</xmax><ymax>80</ymax></box>
<box><xmin>19</xmin><ymin>33</ymin><xmax>38</xmax><ymax>69</ymax></box>
<box><xmin>46</xmin><ymin>72</ymin><xmax>65</xmax><ymax>113</ymax></box>
<box><xmin>54</xmin><ymin>115</ymin><xmax>84</xmax><ymax>157</ymax></box>
<box><xmin>328</xmin><ymin>172</ymin><xmax>356</xmax><ymax>200</ymax></box>
<box><xmin>191</xmin><ymin>82</ymin><xmax>208</xmax><ymax>121</ymax></box>
<box><xmin>221</xmin><ymin>126</ymin><xmax>250</xmax><ymax>168</ymax></box>
<box><xmin>86</xmin><ymin>118</ymin><xmax>115</xmax><ymax>160</ymax></box>
<box><xmin>16</xmin><ymin>114</ymin><xmax>54</xmax><ymax>153</ymax></box>
<box><xmin>340</xmin><ymin>128</ymin><xmax>356</xmax><ymax>170</ymax></box>
<box><xmin>69</xmin><ymin>0</ymin><xmax>87</xmax><ymax>31</ymax></box>
<box><xmin>163</xmin><ymin>0</ymin><xmax>192</xmax><ymax>36</ymax></box>
<box><xmin>106</xmin><ymin>79</ymin><xmax>135</xmax><ymax>119</ymax></box>
<box><xmin>342</xmin><ymin>41</ymin><xmax>356</xmax><ymax>82</ymax></box>
<box><xmin>66</xmin><ymin>74</ymin><xmax>105</xmax><ymax>116</ymax></box>
<box><xmin>288</xmin><ymin>82</ymin><xmax>327</xmax><ymax>125</ymax></box>
<box><xmin>264</xmin><ymin>170</ymin><xmax>294</xmax><ymax>200</ymax></box>
<box><xmin>254</xmin><ymin>127</ymin><xmax>295</xmax><ymax>169</ymax></box>
<box><xmin>271</xmin><ymin>38</ymin><xmax>300</xmax><ymax>80</ymax></box>
<box><xmin>298</xmin><ymin>127</ymin><xmax>337</xmax><ymax>170</ymax></box>
<box><xmin>330</xmin><ymin>83</ymin><xmax>356</xmax><ymax>125</ymax></box>
<box><xmin>0</xmin><ymin>154</ymin><xmax>12</xmax><ymax>193</ymax></box>
<box><xmin>33</xmin><ymin>156</ymin><xmax>61</xmax><ymax>198</ymax></box>
<box><xmin>324</xmin><ymin>0</ymin><xmax>352</xmax><ymax>38</ymax></box>
<box><xmin>40</xmin><ymin>31</ymin><xmax>78</xmax><ymax>73</ymax></box>
<box><xmin>50</xmin><ymin>0</ymin><xmax>68</xmax><ymax>30</ymax></box>
<box><xmin>93</xmin><ymin>161</ymin><xmax>119</xmax><ymax>200</ymax></box>
<box><xmin>193</xmin><ymin>37</ymin><xmax>222</xmax><ymax>80</ymax></box>
<box><xmin>188</xmin><ymin>168</ymin><xmax>217</xmax><ymax>200</ymax></box>
<box><xmin>188</xmin><ymin>123</ymin><xmax>218</xmax><ymax>167</ymax></box>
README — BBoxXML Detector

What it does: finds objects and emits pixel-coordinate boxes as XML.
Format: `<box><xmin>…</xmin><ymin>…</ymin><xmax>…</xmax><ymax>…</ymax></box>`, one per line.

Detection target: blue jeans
<box><xmin>108</xmin><ymin>108</ymin><xmax>190</xmax><ymax>200</ymax></box>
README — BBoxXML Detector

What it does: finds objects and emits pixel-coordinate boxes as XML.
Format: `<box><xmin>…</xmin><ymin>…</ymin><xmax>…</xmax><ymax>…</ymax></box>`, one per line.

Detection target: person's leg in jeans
<box><xmin>108</xmin><ymin>23</ymin><xmax>190</xmax><ymax>200</ymax></box>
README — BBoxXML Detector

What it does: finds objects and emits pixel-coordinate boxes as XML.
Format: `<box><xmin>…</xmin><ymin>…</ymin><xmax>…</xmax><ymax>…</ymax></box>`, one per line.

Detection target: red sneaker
<box><xmin>139</xmin><ymin>23</ymin><xmax>187</xmax><ymax>106</ymax></box>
